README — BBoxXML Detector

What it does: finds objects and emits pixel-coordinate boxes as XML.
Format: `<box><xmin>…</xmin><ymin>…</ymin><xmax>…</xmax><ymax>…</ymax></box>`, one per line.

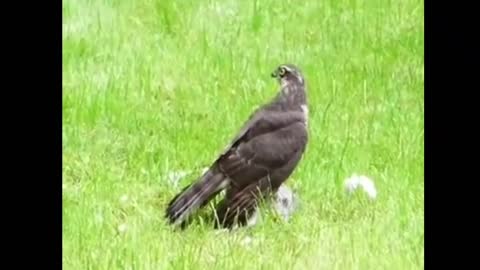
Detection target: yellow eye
<box><xmin>279</xmin><ymin>67</ymin><xmax>286</xmax><ymax>76</ymax></box>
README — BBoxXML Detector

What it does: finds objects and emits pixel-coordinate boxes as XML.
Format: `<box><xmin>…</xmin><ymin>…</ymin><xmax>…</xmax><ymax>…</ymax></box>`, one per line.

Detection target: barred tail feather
<box><xmin>165</xmin><ymin>169</ymin><xmax>228</xmax><ymax>226</ymax></box>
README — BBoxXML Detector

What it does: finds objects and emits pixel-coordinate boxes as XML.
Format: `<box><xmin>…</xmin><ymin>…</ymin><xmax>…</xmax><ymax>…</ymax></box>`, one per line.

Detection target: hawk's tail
<box><xmin>165</xmin><ymin>168</ymin><xmax>228</xmax><ymax>226</ymax></box>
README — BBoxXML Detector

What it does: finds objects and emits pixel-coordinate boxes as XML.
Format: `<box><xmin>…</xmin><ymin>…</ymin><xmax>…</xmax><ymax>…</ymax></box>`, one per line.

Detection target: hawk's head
<box><xmin>271</xmin><ymin>64</ymin><xmax>304</xmax><ymax>86</ymax></box>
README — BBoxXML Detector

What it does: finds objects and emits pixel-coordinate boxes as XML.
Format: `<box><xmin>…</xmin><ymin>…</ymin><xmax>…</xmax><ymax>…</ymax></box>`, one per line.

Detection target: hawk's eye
<box><xmin>279</xmin><ymin>67</ymin><xmax>286</xmax><ymax>77</ymax></box>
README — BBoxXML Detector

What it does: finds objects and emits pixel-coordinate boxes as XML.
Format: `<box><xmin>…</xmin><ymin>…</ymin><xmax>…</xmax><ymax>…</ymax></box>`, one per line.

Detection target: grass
<box><xmin>62</xmin><ymin>0</ymin><xmax>424</xmax><ymax>269</ymax></box>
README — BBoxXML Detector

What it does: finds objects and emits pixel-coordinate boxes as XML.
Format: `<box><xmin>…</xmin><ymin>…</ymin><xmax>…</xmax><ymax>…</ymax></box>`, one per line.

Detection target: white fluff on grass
<box><xmin>344</xmin><ymin>174</ymin><xmax>377</xmax><ymax>200</ymax></box>
<box><xmin>117</xmin><ymin>223</ymin><xmax>128</xmax><ymax>234</ymax></box>
<box><xmin>273</xmin><ymin>184</ymin><xmax>299</xmax><ymax>221</ymax></box>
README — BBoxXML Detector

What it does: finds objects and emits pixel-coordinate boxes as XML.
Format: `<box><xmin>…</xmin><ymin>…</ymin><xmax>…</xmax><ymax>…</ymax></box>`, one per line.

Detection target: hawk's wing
<box><xmin>218</xmin><ymin>109</ymin><xmax>306</xmax><ymax>159</ymax></box>
<box><xmin>217</xmin><ymin>116</ymin><xmax>308</xmax><ymax>190</ymax></box>
<box><xmin>217</xmin><ymin>107</ymin><xmax>262</xmax><ymax>157</ymax></box>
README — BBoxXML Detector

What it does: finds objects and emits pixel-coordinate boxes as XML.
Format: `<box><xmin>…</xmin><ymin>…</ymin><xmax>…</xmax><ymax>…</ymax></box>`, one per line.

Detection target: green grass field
<box><xmin>63</xmin><ymin>0</ymin><xmax>424</xmax><ymax>269</ymax></box>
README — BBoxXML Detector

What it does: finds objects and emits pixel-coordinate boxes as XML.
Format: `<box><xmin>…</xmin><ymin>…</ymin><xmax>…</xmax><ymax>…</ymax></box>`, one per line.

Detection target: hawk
<box><xmin>165</xmin><ymin>64</ymin><xmax>309</xmax><ymax>229</ymax></box>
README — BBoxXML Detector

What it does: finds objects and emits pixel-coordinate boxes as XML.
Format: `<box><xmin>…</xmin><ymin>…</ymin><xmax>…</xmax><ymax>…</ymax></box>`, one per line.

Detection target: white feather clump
<box><xmin>273</xmin><ymin>185</ymin><xmax>299</xmax><ymax>221</ymax></box>
<box><xmin>344</xmin><ymin>174</ymin><xmax>377</xmax><ymax>200</ymax></box>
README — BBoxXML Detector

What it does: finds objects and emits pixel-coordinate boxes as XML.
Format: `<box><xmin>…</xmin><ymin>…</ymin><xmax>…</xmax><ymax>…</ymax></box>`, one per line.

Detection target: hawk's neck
<box><xmin>269</xmin><ymin>81</ymin><xmax>307</xmax><ymax>111</ymax></box>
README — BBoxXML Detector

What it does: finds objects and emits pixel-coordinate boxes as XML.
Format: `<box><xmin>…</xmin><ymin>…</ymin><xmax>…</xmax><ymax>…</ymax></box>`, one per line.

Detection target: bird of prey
<box><xmin>165</xmin><ymin>64</ymin><xmax>309</xmax><ymax>229</ymax></box>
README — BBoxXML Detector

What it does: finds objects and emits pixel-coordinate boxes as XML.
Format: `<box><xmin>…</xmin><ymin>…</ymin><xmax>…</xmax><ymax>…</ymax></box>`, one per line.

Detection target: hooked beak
<box><xmin>271</xmin><ymin>70</ymin><xmax>278</xmax><ymax>78</ymax></box>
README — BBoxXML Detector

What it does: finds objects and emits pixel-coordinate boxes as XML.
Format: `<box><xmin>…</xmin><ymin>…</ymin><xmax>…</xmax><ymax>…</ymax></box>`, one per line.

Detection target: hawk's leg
<box><xmin>213</xmin><ymin>177</ymin><xmax>274</xmax><ymax>229</ymax></box>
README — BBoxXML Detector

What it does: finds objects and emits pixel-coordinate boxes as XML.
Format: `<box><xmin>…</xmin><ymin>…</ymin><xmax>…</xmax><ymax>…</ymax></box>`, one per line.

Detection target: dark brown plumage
<box><xmin>165</xmin><ymin>64</ymin><xmax>309</xmax><ymax>229</ymax></box>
